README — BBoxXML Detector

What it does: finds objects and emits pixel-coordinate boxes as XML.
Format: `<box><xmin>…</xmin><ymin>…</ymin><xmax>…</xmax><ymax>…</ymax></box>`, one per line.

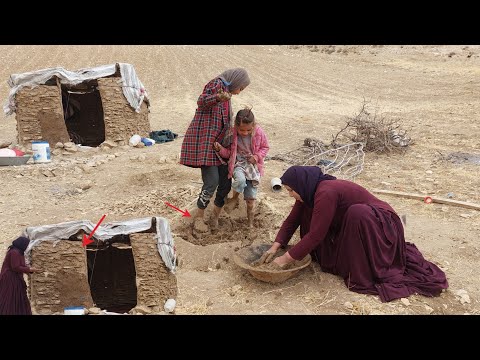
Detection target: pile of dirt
<box><xmin>172</xmin><ymin>195</ymin><xmax>284</xmax><ymax>247</ymax></box>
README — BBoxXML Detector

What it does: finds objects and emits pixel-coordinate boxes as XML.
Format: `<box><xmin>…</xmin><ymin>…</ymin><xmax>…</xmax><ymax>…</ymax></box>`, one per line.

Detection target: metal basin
<box><xmin>0</xmin><ymin>155</ymin><xmax>32</xmax><ymax>166</ymax></box>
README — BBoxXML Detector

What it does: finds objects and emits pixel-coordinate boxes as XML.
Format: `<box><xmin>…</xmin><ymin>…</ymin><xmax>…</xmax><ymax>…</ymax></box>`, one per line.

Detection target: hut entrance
<box><xmin>87</xmin><ymin>235</ymin><xmax>137</xmax><ymax>313</ymax></box>
<box><xmin>62</xmin><ymin>80</ymin><xmax>105</xmax><ymax>147</ymax></box>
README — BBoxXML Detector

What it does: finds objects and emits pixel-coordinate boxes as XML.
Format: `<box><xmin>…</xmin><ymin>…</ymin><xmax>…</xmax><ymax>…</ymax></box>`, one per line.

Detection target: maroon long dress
<box><xmin>0</xmin><ymin>247</ymin><xmax>33</xmax><ymax>315</ymax></box>
<box><xmin>277</xmin><ymin>166</ymin><xmax>448</xmax><ymax>302</ymax></box>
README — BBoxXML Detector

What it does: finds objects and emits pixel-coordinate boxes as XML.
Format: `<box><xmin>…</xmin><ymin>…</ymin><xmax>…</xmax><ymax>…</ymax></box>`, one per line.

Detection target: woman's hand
<box><xmin>213</xmin><ymin>142</ymin><xmax>223</xmax><ymax>152</ymax></box>
<box><xmin>252</xmin><ymin>251</ymin><xmax>275</xmax><ymax>266</ymax></box>
<box><xmin>29</xmin><ymin>267</ymin><xmax>42</xmax><ymax>273</ymax></box>
<box><xmin>272</xmin><ymin>252</ymin><xmax>295</xmax><ymax>268</ymax></box>
<box><xmin>252</xmin><ymin>242</ymin><xmax>282</xmax><ymax>266</ymax></box>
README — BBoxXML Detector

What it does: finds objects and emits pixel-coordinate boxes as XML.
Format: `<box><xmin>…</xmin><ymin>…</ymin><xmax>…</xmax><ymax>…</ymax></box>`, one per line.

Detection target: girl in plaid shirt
<box><xmin>180</xmin><ymin>68</ymin><xmax>250</xmax><ymax>229</ymax></box>
<box><xmin>214</xmin><ymin>108</ymin><xmax>270</xmax><ymax>228</ymax></box>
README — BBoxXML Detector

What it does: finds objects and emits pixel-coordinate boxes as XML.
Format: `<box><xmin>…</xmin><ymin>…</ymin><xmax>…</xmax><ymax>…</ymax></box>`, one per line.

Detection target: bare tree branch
<box><xmin>331</xmin><ymin>99</ymin><xmax>411</xmax><ymax>154</ymax></box>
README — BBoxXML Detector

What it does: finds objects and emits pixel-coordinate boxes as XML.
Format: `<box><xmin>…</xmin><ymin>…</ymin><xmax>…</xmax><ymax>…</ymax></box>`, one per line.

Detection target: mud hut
<box><xmin>23</xmin><ymin>217</ymin><xmax>176</xmax><ymax>315</ymax></box>
<box><xmin>4</xmin><ymin>63</ymin><xmax>151</xmax><ymax>148</ymax></box>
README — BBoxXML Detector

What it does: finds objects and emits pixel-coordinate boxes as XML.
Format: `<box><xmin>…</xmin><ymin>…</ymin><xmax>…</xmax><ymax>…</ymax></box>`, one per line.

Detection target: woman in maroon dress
<box><xmin>0</xmin><ymin>236</ymin><xmax>41</xmax><ymax>315</ymax></box>
<box><xmin>258</xmin><ymin>166</ymin><xmax>448</xmax><ymax>302</ymax></box>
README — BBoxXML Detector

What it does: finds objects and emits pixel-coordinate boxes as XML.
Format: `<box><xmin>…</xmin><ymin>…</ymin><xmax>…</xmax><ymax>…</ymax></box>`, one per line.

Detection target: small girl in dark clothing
<box><xmin>0</xmin><ymin>236</ymin><xmax>41</xmax><ymax>315</ymax></box>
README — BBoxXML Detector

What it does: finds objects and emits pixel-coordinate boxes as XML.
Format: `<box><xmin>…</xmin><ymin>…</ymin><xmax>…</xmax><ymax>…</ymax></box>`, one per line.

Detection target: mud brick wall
<box><xmin>130</xmin><ymin>233</ymin><xmax>177</xmax><ymax>308</ymax></box>
<box><xmin>15</xmin><ymin>85</ymin><xmax>70</xmax><ymax>147</ymax></box>
<box><xmin>97</xmin><ymin>78</ymin><xmax>151</xmax><ymax>143</ymax></box>
<box><xmin>29</xmin><ymin>240</ymin><xmax>94</xmax><ymax>314</ymax></box>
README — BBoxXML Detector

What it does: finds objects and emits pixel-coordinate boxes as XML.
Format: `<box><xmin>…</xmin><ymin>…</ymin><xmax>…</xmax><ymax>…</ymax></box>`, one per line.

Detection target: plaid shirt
<box><xmin>180</xmin><ymin>78</ymin><xmax>230</xmax><ymax>167</ymax></box>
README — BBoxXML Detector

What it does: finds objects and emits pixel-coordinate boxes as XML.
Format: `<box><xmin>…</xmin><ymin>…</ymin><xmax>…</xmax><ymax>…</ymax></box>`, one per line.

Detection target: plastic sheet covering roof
<box><xmin>3</xmin><ymin>62</ymin><xmax>149</xmax><ymax>116</ymax></box>
<box><xmin>22</xmin><ymin>216</ymin><xmax>176</xmax><ymax>273</ymax></box>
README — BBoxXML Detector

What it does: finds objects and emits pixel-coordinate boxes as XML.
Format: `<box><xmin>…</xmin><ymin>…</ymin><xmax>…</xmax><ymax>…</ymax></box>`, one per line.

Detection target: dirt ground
<box><xmin>0</xmin><ymin>45</ymin><xmax>479</xmax><ymax>315</ymax></box>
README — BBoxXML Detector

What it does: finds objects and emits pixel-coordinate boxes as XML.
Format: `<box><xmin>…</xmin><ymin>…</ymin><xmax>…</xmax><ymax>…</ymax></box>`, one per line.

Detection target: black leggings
<box><xmin>197</xmin><ymin>165</ymin><xmax>232</xmax><ymax>209</ymax></box>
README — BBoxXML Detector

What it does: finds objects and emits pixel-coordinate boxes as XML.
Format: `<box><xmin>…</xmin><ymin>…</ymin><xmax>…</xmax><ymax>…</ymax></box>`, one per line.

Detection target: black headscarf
<box><xmin>9</xmin><ymin>236</ymin><xmax>30</xmax><ymax>255</ymax></box>
<box><xmin>280</xmin><ymin>166</ymin><xmax>336</xmax><ymax>208</ymax></box>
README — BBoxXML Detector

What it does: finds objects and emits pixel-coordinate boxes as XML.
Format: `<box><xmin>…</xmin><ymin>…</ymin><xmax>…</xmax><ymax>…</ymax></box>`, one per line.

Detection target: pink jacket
<box><xmin>218</xmin><ymin>125</ymin><xmax>270</xmax><ymax>179</ymax></box>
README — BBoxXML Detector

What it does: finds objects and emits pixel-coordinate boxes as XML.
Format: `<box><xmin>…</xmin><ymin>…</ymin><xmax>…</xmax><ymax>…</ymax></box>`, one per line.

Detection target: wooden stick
<box><xmin>372</xmin><ymin>189</ymin><xmax>480</xmax><ymax>211</ymax></box>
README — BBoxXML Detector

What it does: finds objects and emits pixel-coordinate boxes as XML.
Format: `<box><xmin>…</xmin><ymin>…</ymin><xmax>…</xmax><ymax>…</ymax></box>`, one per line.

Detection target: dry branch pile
<box><xmin>332</xmin><ymin>101</ymin><xmax>411</xmax><ymax>154</ymax></box>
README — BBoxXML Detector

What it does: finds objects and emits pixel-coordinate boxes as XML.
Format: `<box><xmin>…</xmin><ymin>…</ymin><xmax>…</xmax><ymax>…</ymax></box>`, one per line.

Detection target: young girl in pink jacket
<box><xmin>214</xmin><ymin>108</ymin><xmax>270</xmax><ymax>228</ymax></box>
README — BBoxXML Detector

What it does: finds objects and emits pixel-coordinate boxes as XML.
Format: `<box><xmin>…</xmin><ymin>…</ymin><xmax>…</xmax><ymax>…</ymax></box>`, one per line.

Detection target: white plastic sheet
<box><xmin>22</xmin><ymin>216</ymin><xmax>176</xmax><ymax>273</ymax></box>
<box><xmin>4</xmin><ymin>63</ymin><xmax>149</xmax><ymax>116</ymax></box>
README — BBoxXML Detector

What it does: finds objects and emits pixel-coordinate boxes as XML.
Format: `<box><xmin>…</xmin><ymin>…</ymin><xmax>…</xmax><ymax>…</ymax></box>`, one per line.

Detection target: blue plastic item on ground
<box><xmin>141</xmin><ymin>138</ymin><xmax>154</xmax><ymax>146</ymax></box>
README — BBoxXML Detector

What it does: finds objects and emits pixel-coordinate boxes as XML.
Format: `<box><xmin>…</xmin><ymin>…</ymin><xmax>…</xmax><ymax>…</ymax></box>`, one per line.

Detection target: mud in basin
<box><xmin>233</xmin><ymin>244</ymin><xmax>311</xmax><ymax>284</ymax></box>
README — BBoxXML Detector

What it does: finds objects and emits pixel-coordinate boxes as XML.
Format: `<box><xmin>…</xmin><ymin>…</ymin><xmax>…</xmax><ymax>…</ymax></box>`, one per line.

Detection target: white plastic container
<box><xmin>64</xmin><ymin>306</ymin><xmax>85</xmax><ymax>315</ymax></box>
<box><xmin>271</xmin><ymin>177</ymin><xmax>282</xmax><ymax>192</ymax></box>
<box><xmin>164</xmin><ymin>298</ymin><xmax>176</xmax><ymax>313</ymax></box>
<box><xmin>129</xmin><ymin>134</ymin><xmax>141</xmax><ymax>146</ymax></box>
<box><xmin>32</xmin><ymin>141</ymin><xmax>51</xmax><ymax>163</ymax></box>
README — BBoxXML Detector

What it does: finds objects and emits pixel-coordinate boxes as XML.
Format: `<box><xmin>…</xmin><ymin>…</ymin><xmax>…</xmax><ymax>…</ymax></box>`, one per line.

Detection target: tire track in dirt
<box><xmin>206</xmin><ymin>49</ymin><xmax>351</xmax><ymax>142</ymax></box>
<box><xmin>150</xmin><ymin>46</ymin><xmax>263</xmax><ymax>130</ymax></box>
<box><xmin>209</xmin><ymin>48</ymin><xmax>374</xmax><ymax>120</ymax></box>
<box><xmin>213</xmin><ymin>49</ymin><xmax>322</xmax><ymax>103</ymax></box>
<box><xmin>235</xmin><ymin>48</ymin><xmax>470</xmax><ymax>113</ymax></box>
<box><xmin>198</xmin><ymin>49</ymin><xmax>296</xmax><ymax>117</ymax></box>
<box><xmin>237</xmin><ymin>48</ymin><xmax>344</xmax><ymax>97</ymax></box>
<box><xmin>260</xmin><ymin>55</ymin><xmax>400</xmax><ymax>106</ymax></box>
<box><xmin>144</xmin><ymin>46</ymin><xmax>204</xmax><ymax>130</ymax></box>
<box><xmin>202</xmin><ymin>47</ymin><xmax>285</xmax><ymax>120</ymax></box>
<box><xmin>151</xmin><ymin>46</ymin><xmax>203</xmax><ymax>130</ymax></box>
<box><xmin>234</xmin><ymin>48</ymin><xmax>371</xmax><ymax>105</ymax></box>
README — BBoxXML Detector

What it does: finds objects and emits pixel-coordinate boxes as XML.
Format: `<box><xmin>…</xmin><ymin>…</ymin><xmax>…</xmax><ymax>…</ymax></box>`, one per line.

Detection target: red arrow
<box><xmin>165</xmin><ymin>202</ymin><xmax>191</xmax><ymax>217</ymax></box>
<box><xmin>82</xmin><ymin>214</ymin><xmax>107</xmax><ymax>247</ymax></box>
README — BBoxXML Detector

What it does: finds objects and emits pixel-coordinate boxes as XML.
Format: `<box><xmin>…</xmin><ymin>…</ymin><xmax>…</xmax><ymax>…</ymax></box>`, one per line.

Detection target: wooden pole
<box><xmin>372</xmin><ymin>189</ymin><xmax>480</xmax><ymax>211</ymax></box>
